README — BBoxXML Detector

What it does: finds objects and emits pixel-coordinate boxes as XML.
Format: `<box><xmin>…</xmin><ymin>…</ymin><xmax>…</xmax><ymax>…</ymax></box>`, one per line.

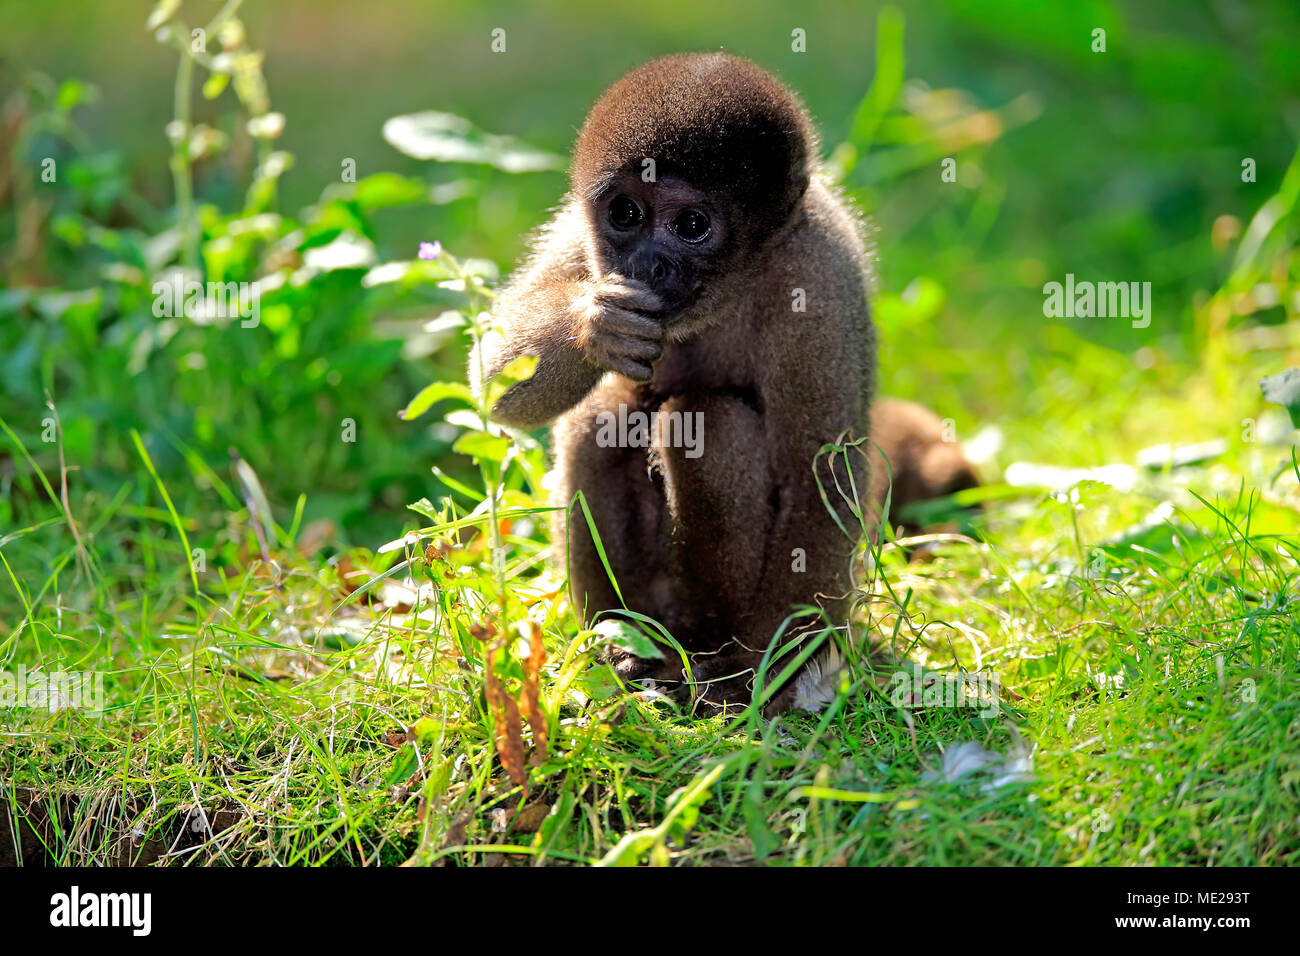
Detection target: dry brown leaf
<box><xmin>381</xmin><ymin>729</ymin><xmax>411</xmax><ymax>749</ymax></box>
<box><xmin>521</xmin><ymin>585</ymin><xmax>566</xmax><ymax>607</ymax></box>
<box><xmin>519</xmin><ymin>620</ymin><xmax>549</xmax><ymax>762</ymax></box>
<box><xmin>424</xmin><ymin>538</ymin><xmax>456</xmax><ymax>563</ymax></box>
<box><xmin>485</xmin><ymin>640</ymin><xmax>528</xmax><ymax>793</ymax></box>
<box><xmin>510</xmin><ymin>801</ymin><xmax>551</xmax><ymax>834</ymax></box>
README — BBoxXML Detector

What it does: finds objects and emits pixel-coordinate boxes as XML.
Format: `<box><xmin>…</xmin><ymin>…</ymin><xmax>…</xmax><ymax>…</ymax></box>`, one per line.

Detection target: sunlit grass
<box><xmin>2</xmin><ymin>383</ymin><xmax>1296</xmax><ymax>865</ymax></box>
<box><xmin>2</xmin><ymin>1</ymin><xmax>1299</xmax><ymax>868</ymax></box>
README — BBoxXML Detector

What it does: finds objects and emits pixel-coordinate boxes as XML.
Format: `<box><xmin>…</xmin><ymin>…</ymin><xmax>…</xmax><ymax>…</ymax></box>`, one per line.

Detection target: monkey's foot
<box><xmin>601</xmin><ymin>647</ymin><xmax>687</xmax><ymax>694</ymax></box>
<box><xmin>685</xmin><ymin>647</ymin><xmax>766</xmax><ymax>715</ymax></box>
<box><xmin>603</xmin><ymin>643</ymin><xmax>817</xmax><ymax>717</ymax></box>
<box><xmin>601</xmin><ymin>646</ymin><xmax>744</xmax><ymax>712</ymax></box>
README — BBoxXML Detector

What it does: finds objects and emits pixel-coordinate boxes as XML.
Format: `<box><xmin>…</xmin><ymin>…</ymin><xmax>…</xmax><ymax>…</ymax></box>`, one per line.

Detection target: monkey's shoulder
<box><xmin>754</xmin><ymin>179</ymin><xmax>872</xmax><ymax>309</ymax></box>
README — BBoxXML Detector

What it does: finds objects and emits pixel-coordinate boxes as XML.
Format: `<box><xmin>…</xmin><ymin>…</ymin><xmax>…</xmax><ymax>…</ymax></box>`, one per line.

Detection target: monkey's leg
<box><xmin>652</xmin><ymin>391</ymin><xmax>784</xmax><ymax>709</ymax></box>
<box><xmin>555</xmin><ymin>447</ymin><xmax>657</xmax><ymax>618</ymax></box>
<box><xmin>655</xmin><ymin>392</ymin><xmax>869</xmax><ymax>713</ymax></box>
<box><xmin>552</xmin><ymin>395</ymin><xmax>690</xmax><ymax>688</ymax></box>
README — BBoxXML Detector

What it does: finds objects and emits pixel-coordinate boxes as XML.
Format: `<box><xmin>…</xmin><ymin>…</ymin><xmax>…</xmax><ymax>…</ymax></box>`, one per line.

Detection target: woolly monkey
<box><xmin>472</xmin><ymin>53</ymin><xmax>974</xmax><ymax>713</ymax></box>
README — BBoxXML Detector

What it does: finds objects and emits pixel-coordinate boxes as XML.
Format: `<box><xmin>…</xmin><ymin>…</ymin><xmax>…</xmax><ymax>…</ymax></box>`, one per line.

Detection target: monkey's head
<box><xmin>573</xmin><ymin>53</ymin><xmax>817</xmax><ymax>318</ymax></box>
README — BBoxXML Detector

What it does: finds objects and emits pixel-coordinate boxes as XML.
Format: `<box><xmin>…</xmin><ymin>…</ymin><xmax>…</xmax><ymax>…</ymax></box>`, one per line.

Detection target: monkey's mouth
<box><xmin>656</xmin><ymin>283</ymin><xmax>706</xmax><ymax>321</ymax></box>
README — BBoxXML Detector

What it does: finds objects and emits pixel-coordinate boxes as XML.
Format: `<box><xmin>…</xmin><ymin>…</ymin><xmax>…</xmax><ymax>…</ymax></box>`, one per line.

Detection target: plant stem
<box><xmin>170</xmin><ymin>45</ymin><xmax>197</xmax><ymax>271</ymax></box>
<box><xmin>457</xmin><ymin>255</ymin><xmax>509</xmax><ymax>630</ymax></box>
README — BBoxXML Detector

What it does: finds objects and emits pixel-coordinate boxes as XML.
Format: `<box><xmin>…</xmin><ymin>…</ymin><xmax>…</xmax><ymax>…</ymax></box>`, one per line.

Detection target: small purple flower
<box><xmin>418</xmin><ymin>241</ymin><xmax>442</xmax><ymax>261</ymax></box>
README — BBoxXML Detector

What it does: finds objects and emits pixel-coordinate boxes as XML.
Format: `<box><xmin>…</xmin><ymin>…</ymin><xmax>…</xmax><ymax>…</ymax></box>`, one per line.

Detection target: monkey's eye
<box><xmin>608</xmin><ymin>196</ymin><xmax>644</xmax><ymax>230</ymax></box>
<box><xmin>671</xmin><ymin>208</ymin><xmax>711</xmax><ymax>243</ymax></box>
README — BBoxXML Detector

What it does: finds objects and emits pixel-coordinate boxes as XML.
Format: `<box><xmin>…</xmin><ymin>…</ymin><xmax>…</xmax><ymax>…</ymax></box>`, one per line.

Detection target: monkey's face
<box><xmin>587</xmin><ymin>171</ymin><xmax>731</xmax><ymax>318</ymax></box>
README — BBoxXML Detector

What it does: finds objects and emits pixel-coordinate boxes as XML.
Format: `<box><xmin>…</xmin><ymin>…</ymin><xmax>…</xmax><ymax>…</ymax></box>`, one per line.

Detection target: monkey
<box><xmin>470</xmin><ymin>53</ymin><xmax>977</xmax><ymax>715</ymax></box>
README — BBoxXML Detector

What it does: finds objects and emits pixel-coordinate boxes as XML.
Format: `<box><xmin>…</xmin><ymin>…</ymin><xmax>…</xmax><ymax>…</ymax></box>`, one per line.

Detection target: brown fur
<box><xmin>868</xmin><ymin>399</ymin><xmax>980</xmax><ymax>535</ymax></box>
<box><xmin>471</xmin><ymin>54</ymin><xmax>973</xmax><ymax>714</ymax></box>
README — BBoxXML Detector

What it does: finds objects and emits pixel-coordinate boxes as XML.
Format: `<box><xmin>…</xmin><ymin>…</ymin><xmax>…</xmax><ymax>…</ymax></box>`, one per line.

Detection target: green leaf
<box><xmin>383</xmin><ymin>743</ymin><xmax>418</xmax><ymax>786</ymax></box>
<box><xmin>382</xmin><ymin>111</ymin><xmax>565</xmax><ymax>173</ymax></box>
<box><xmin>496</xmin><ymin>353</ymin><xmax>538</xmax><ymax>384</ymax></box>
<box><xmin>410</xmin><ymin>716</ymin><xmax>442</xmax><ymax>744</ymax></box>
<box><xmin>352</xmin><ymin>172</ymin><xmax>429</xmax><ymax>210</ymax></box>
<box><xmin>572</xmin><ymin>664</ymin><xmax>621</xmax><ymax>701</ymax></box>
<box><xmin>593</xmin><ymin>618</ymin><xmax>665</xmax><ymax>661</ymax></box>
<box><xmin>533</xmin><ymin>791</ymin><xmax>575</xmax><ymax>853</ymax></box>
<box><xmin>451</xmin><ymin>430</ymin><xmax>511</xmax><ymax>462</ymax></box>
<box><xmin>361</xmin><ymin>259</ymin><xmax>455</xmax><ymax>287</ymax></box>
<box><xmin>1260</xmin><ymin>368</ymin><xmax>1300</xmax><ymax>427</ymax></box>
<box><xmin>600</xmin><ymin>831</ymin><xmax>659</xmax><ymax>867</ymax></box>
<box><xmin>485</xmin><ymin>354</ymin><xmax>538</xmax><ymax>409</ymax></box>
<box><xmin>1098</xmin><ymin>504</ymin><xmax>1199</xmax><ymax>560</ymax></box>
<box><xmin>873</xmin><ymin>277</ymin><xmax>946</xmax><ymax>334</ymax></box>
<box><xmin>847</xmin><ymin>7</ymin><xmax>905</xmax><ymax>155</ymax></box>
<box><xmin>668</xmin><ymin>802</ymin><xmax>700</xmax><ymax>842</ymax></box>
<box><xmin>202</xmin><ymin>73</ymin><xmax>230</xmax><ymax>100</ymax></box>
<box><xmin>301</xmin><ymin>231</ymin><xmax>375</xmax><ymax>272</ymax></box>
<box><xmin>399</xmin><ymin>381</ymin><xmax>474</xmax><ymax>421</ymax></box>
<box><xmin>145</xmin><ymin>0</ymin><xmax>181</xmax><ymax>31</ymax></box>
<box><xmin>56</xmin><ymin>79</ymin><xmax>97</xmax><ymax>113</ymax></box>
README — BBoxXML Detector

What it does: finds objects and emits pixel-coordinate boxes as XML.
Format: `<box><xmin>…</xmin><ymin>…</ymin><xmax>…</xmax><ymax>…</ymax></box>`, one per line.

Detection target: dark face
<box><xmin>590</xmin><ymin>170</ymin><xmax>730</xmax><ymax>317</ymax></box>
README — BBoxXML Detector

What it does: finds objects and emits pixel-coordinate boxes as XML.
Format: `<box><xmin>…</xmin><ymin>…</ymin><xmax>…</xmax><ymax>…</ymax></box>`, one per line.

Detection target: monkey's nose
<box><xmin>630</xmin><ymin>249</ymin><xmax>675</xmax><ymax>289</ymax></box>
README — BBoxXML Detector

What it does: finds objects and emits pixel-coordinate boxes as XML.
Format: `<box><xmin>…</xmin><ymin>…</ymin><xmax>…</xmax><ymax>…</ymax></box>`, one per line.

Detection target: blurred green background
<box><xmin>2</xmin><ymin>0</ymin><xmax>1298</xmax><ymax>547</ymax></box>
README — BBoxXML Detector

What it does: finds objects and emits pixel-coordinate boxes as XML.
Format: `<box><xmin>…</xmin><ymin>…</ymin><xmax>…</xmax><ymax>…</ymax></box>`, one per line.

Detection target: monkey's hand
<box><xmin>572</xmin><ymin>277</ymin><xmax>665</xmax><ymax>382</ymax></box>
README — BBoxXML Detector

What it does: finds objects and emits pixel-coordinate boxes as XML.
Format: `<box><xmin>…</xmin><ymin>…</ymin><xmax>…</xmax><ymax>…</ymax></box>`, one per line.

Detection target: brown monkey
<box><xmin>471</xmin><ymin>53</ymin><xmax>972</xmax><ymax>713</ymax></box>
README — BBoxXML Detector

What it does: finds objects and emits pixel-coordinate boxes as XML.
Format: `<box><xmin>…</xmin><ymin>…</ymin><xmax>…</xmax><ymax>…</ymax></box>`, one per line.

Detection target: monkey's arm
<box><xmin>470</xmin><ymin>206</ymin><xmax>664</xmax><ymax>429</ymax></box>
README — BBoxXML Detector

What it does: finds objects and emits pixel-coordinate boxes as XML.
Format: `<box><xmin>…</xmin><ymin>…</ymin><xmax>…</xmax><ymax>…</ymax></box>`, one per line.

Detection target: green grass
<box><xmin>3</xmin><ymin>1</ymin><xmax>1299</xmax><ymax>867</ymax></box>
<box><xmin>2</xmin><ymin>392</ymin><xmax>1296</xmax><ymax>865</ymax></box>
